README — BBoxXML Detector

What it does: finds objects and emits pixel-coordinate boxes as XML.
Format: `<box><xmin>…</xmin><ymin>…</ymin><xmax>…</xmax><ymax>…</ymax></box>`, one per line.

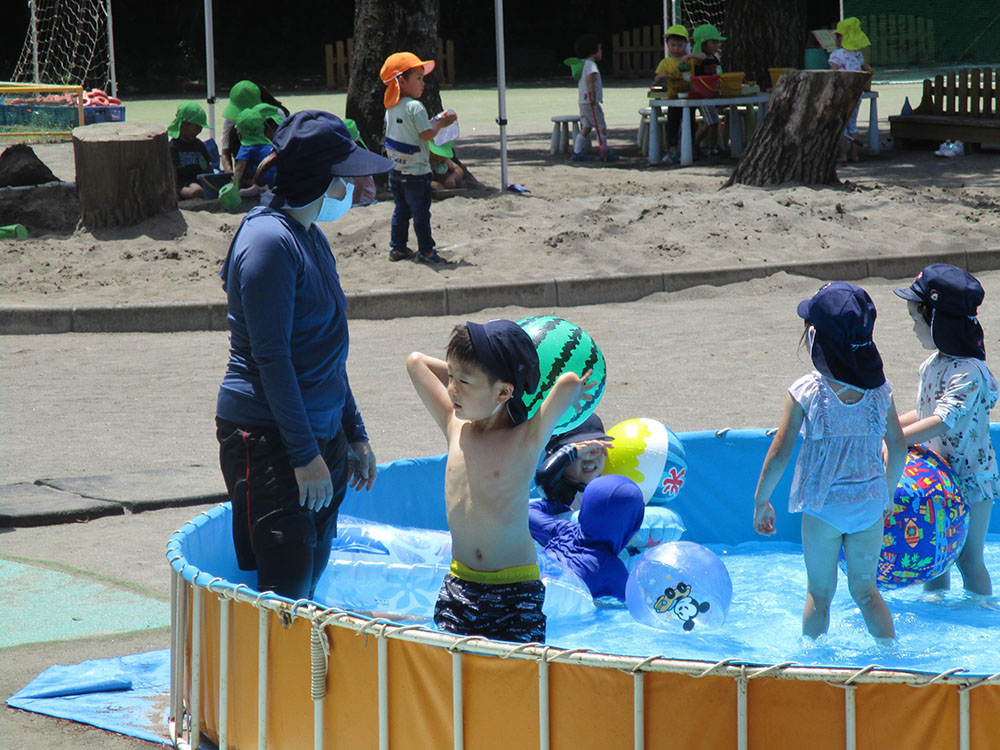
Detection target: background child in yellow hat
<box><xmin>829</xmin><ymin>17</ymin><xmax>873</xmax><ymax>163</ymax></box>
<box><xmin>653</xmin><ymin>24</ymin><xmax>694</xmax><ymax>163</ymax></box>
<box><xmin>380</xmin><ymin>51</ymin><xmax>458</xmax><ymax>263</ymax></box>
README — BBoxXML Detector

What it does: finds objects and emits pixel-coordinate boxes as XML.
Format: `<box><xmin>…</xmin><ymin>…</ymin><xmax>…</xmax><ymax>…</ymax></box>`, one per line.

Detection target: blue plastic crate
<box><xmin>83</xmin><ymin>105</ymin><xmax>125</xmax><ymax>125</ymax></box>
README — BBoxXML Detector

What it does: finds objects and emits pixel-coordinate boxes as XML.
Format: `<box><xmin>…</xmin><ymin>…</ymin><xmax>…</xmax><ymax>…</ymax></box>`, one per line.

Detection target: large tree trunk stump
<box><xmin>725</xmin><ymin>71</ymin><xmax>868</xmax><ymax>188</ymax></box>
<box><xmin>72</xmin><ymin>122</ymin><xmax>177</xmax><ymax>229</ymax></box>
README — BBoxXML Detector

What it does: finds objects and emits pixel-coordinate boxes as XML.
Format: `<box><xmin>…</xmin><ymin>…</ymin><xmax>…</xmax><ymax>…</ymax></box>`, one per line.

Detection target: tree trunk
<box><xmin>72</xmin><ymin>122</ymin><xmax>177</xmax><ymax>229</ymax></box>
<box><xmin>724</xmin><ymin>0</ymin><xmax>807</xmax><ymax>92</ymax></box>
<box><xmin>725</xmin><ymin>70</ymin><xmax>867</xmax><ymax>187</ymax></box>
<box><xmin>346</xmin><ymin>0</ymin><xmax>442</xmax><ymax>155</ymax></box>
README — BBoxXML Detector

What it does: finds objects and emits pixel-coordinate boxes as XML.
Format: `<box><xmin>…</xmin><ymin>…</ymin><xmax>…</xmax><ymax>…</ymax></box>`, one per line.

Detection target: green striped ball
<box><xmin>517</xmin><ymin>315</ymin><xmax>606</xmax><ymax>434</ymax></box>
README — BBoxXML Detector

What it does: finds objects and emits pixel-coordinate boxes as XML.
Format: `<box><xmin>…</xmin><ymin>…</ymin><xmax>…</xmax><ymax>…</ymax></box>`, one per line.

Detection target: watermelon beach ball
<box><xmin>603</xmin><ymin>418</ymin><xmax>688</xmax><ymax>504</ymax></box>
<box><xmin>516</xmin><ymin>316</ymin><xmax>606</xmax><ymax>434</ymax></box>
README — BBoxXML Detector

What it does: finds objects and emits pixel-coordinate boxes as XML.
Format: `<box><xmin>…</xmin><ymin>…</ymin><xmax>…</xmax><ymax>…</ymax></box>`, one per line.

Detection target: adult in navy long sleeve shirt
<box><xmin>216</xmin><ymin>111</ymin><xmax>395</xmax><ymax>600</ymax></box>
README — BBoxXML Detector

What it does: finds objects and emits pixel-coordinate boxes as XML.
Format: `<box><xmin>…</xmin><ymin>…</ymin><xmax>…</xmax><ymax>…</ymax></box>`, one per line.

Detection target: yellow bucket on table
<box><xmin>768</xmin><ymin>67</ymin><xmax>795</xmax><ymax>87</ymax></box>
<box><xmin>719</xmin><ymin>72</ymin><xmax>746</xmax><ymax>97</ymax></box>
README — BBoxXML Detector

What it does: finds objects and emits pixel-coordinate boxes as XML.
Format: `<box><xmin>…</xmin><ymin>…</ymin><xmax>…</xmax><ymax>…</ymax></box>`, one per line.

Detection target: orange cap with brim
<box><xmin>380</xmin><ymin>52</ymin><xmax>435</xmax><ymax>108</ymax></box>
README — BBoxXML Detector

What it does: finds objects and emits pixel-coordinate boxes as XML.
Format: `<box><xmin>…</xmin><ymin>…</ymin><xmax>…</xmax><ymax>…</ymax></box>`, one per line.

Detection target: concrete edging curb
<box><xmin>3</xmin><ymin>249</ymin><xmax>999</xmax><ymax>335</ymax></box>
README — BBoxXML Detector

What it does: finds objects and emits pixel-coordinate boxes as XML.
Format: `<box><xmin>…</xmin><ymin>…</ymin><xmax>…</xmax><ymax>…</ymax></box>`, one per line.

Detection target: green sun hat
<box><xmin>342</xmin><ymin>118</ymin><xmax>369</xmax><ymax>150</ymax></box>
<box><xmin>252</xmin><ymin>102</ymin><xmax>284</xmax><ymax>126</ymax></box>
<box><xmin>222</xmin><ymin>80</ymin><xmax>261</xmax><ymax>120</ymax></box>
<box><xmin>235</xmin><ymin>108</ymin><xmax>270</xmax><ymax>146</ymax></box>
<box><xmin>563</xmin><ymin>57</ymin><xmax>584</xmax><ymax>81</ymax></box>
<box><xmin>664</xmin><ymin>24</ymin><xmax>689</xmax><ymax>40</ymax></box>
<box><xmin>167</xmin><ymin>101</ymin><xmax>208</xmax><ymax>138</ymax></box>
<box><xmin>693</xmin><ymin>23</ymin><xmax>727</xmax><ymax>50</ymax></box>
<box><xmin>429</xmin><ymin>140</ymin><xmax>454</xmax><ymax>159</ymax></box>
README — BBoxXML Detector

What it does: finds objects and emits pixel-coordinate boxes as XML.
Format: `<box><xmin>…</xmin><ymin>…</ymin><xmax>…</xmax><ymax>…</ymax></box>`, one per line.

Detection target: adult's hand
<box><xmin>294</xmin><ymin>454</ymin><xmax>333</xmax><ymax>511</ymax></box>
<box><xmin>347</xmin><ymin>441</ymin><xmax>378</xmax><ymax>491</ymax></box>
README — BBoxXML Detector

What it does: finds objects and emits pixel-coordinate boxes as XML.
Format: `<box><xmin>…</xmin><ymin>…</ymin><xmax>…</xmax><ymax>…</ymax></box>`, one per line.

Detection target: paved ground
<box><xmin>2</xmin><ymin>270</ymin><xmax>998</xmax><ymax>748</ymax></box>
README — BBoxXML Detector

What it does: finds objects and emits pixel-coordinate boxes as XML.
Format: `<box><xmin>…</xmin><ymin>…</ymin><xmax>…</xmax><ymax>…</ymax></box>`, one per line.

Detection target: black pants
<box><xmin>217</xmin><ymin>418</ymin><xmax>348</xmax><ymax>601</ymax></box>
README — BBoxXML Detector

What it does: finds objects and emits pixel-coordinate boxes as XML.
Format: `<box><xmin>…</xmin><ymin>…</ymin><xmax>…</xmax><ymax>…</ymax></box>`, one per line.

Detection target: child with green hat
<box><xmin>168</xmin><ymin>101</ymin><xmax>212</xmax><ymax>199</ymax></box>
<box><xmin>233</xmin><ymin>108</ymin><xmax>275</xmax><ymax>194</ymax></box>
<box><xmin>829</xmin><ymin>17</ymin><xmax>873</xmax><ymax>163</ymax></box>
<box><xmin>689</xmin><ymin>23</ymin><xmax>727</xmax><ymax>157</ymax></box>
<box><xmin>653</xmin><ymin>24</ymin><xmax>694</xmax><ymax>163</ymax></box>
<box><xmin>428</xmin><ymin>140</ymin><xmax>465</xmax><ymax>191</ymax></box>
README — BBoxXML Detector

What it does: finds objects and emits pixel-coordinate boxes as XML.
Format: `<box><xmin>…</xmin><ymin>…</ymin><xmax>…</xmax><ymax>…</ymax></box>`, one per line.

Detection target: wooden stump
<box><xmin>72</xmin><ymin>122</ymin><xmax>177</xmax><ymax>229</ymax></box>
<box><xmin>725</xmin><ymin>70</ymin><xmax>869</xmax><ymax>187</ymax></box>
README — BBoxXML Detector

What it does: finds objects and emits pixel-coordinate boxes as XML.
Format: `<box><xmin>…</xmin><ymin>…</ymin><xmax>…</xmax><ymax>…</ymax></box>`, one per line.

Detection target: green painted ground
<box><xmin>0</xmin><ymin>559</ymin><xmax>169</xmax><ymax>649</ymax></box>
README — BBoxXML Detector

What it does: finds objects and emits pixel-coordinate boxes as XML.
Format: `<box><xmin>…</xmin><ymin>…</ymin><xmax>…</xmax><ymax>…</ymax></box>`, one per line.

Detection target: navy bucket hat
<box><xmin>894</xmin><ymin>264</ymin><xmax>986</xmax><ymax>360</ymax></box>
<box><xmin>545</xmin><ymin>413</ymin><xmax>611</xmax><ymax>454</ymax></box>
<box><xmin>798</xmin><ymin>282</ymin><xmax>886</xmax><ymax>389</ymax></box>
<box><xmin>268</xmin><ymin>110</ymin><xmax>394</xmax><ymax>209</ymax></box>
<box><xmin>466</xmin><ymin>320</ymin><xmax>541</xmax><ymax>425</ymax></box>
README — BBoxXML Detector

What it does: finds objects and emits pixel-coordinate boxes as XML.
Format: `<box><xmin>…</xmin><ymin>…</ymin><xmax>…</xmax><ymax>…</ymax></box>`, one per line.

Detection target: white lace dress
<box><xmin>788</xmin><ymin>372</ymin><xmax>893</xmax><ymax>534</ymax></box>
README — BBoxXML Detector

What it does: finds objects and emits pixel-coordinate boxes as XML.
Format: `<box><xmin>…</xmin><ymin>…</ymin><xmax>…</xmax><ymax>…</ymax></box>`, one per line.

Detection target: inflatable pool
<box><xmin>167</xmin><ymin>428</ymin><xmax>1000</xmax><ymax>750</ymax></box>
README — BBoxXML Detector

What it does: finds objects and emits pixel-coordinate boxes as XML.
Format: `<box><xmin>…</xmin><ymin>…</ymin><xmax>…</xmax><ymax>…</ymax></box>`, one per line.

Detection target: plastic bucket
<box><xmin>197</xmin><ymin>172</ymin><xmax>232</xmax><ymax>200</ymax></box>
<box><xmin>769</xmin><ymin>67</ymin><xmax>795</xmax><ymax>88</ymax></box>
<box><xmin>690</xmin><ymin>75</ymin><xmax>720</xmax><ymax>99</ymax></box>
<box><xmin>719</xmin><ymin>72</ymin><xmax>745</xmax><ymax>97</ymax></box>
<box><xmin>0</xmin><ymin>224</ymin><xmax>27</xmax><ymax>239</ymax></box>
<box><xmin>804</xmin><ymin>48</ymin><xmax>829</xmax><ymax>70</ymax></box>
<box><xmin>217</xmin><ymin>183</ymin><xmax>241</xmax><ymax>211</ymax></box>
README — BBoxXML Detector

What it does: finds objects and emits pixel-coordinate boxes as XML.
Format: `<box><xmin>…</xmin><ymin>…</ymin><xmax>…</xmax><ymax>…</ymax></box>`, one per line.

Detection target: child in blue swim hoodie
<box><xmin>529</xmin><ymin>474</ymin><xmax>644</xmax><ymax>600</ymax></box>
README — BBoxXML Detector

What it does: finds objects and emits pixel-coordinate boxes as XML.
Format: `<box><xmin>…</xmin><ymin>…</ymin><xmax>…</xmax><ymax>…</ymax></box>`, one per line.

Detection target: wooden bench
<box><xmin>888</xmin><ymin>68</ymin><xmax>1000</xmax><ymax>149</ymax></box>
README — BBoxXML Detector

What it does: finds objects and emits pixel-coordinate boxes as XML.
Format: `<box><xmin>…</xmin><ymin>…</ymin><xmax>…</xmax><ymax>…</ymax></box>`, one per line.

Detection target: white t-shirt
<box><xmin>829</xmin><ymin>48</ymin><xmax>865</xmax><ymax>72</ymax></box>
<box><xmin>578</xmin><ymin>58</ymin><xmax>603</xmax><ymax>104</ymax></box>
<box><xmin>383</xmin><ymin>98</ymin><xmax>431</xmax><ymax>175</ymax></box>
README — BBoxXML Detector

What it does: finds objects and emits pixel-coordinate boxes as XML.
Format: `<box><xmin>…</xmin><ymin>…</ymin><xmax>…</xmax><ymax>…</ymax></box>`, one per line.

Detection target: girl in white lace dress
<box><xmin>895</xmin><ymin>264</ymin><xmax>999</xmax><ymax>597</ymax></box>
<box><xmin>754</xmin><ymin>282</ymin><xmax>906</xmax><ymax>641</ymax></box>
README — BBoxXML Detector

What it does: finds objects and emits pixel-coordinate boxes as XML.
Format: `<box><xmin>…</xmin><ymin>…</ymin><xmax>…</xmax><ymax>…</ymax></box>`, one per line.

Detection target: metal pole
<box><xmin>30</xmin><ymin>0</ymin><xmax>40</xmax><ymax>83</ymax></box>
<box><xmin>105</xmin><ymin>0</ymin><xmax>117</xmax><ymax>97</ymax></box>
<box><xmin>204</xmin><ymin>0</ymin><xmax>217</xmax><ymax>141</ymax></box>
<box><xmin>494</xmin><ymin>0</ymin><xmax>508</xmax><ymax>190</ymax></box>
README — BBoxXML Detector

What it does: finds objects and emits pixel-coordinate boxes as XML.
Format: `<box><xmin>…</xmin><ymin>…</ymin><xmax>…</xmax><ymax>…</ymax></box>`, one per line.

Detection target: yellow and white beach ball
<box><xmin>603</xmin><ymin>418</ymin><xmax>670</xmax><ymax>504</ymax></box>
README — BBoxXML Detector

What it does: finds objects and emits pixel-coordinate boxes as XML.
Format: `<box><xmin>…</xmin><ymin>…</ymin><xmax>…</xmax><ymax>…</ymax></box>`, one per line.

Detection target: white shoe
<box><xmin>934</xmin><ymin>140</ymin><xmax>952</xmax><ymax>157</ymax></box>
<box><xmin>948</xmin><ymin>140</ymin><xmax>964</xmax><ymax>156</ymax></box>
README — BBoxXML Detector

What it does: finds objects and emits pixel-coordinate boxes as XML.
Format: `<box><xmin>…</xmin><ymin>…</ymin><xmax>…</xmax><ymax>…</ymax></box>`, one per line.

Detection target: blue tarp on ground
<box><xmin>7</xmin><ymin>649</ymin><xmax>173</xmax><ymax>746</ymax></box>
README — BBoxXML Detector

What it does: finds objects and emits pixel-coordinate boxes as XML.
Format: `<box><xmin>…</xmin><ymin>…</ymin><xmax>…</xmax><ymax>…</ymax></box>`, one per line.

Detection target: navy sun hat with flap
<box><xmin>545</xmin><ymin>413</ymin><xmax>612</xmax><ymax>454</ymax></box>
<box><xmin>466</xmin><ymin>320</ymin><xmax>541</xmax><ymax>425</ymax></box>
<box><xmin>894</xmin><ymin>263</ymin><xmax>986</xmax><ymax>359</ymax></box>
<box><xmin>268</xmin><ymin>110</ymin><xmax>394</xmax><ymax>209</ymax></box>
<box><xmin>798</xmin><ymin>281</ymin><xmax>886</xmax><ymax>389</ymax></box>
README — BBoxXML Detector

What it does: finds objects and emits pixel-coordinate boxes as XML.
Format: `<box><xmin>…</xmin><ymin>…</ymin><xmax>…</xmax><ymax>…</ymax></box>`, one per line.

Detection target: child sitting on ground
<box><xmin>652</xmin><ymin>24</ymin><xmax>694</xmax><ymax>163</ymax></box>
<box><xmin>532</xmin><ymin>413</ymin><xmax>613</xmax><ymax>517</ymax></box>
<box><xmin>829</xmin><ymin>17</ymin><xmax>872</xmax><ymax>163</ymax></box>
<box><xmin>381</xmin><ymin>51</ymin><xmax>458</xmax><ymax>264</ymax></box>
<box><xmin>894</xmin><ymin>264</ymin><xmax>998</xmax><ymax>597</ymax></box>
<box><xmin>689</xmin><ymin>24</ymin><xmax>726</xmax><ymax>156</ymax></box>
<box><xmin>429</xmin><ymin>140</ymin><xmax>465</xmax><ymax>191</ymax></box>
<box><xmin>572</xmin><ymin>34</ymin><xmax>618</xmax><ymax>162</ymax></box>
<box><xmin>167</xmin><ymin>102</ymin><xmax>211</xmax><ymax>199</ymax></box>
<box><xmin>407</xmin><ymin>320</ymin><xmax>595</xmax><ymax>642</ymax></box>
<box><xmin>232</xmin><ymin>108</ymin><xmax>275</xmax><ymax>194</ymax></box>
<box><xmin>753</xmin><ymin>282</ymin><xmax>905</xmax><ymax>643</ymax></box>
<box><xmin>529</xmin><ymin>474</ymin><xmax>644</xmax><ymax>600</ymax></box>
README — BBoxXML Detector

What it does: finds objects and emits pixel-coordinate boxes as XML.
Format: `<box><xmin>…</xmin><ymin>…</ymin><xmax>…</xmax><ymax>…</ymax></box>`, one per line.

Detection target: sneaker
<box><xmin>416</xmin><ymin>250</ymin><xmax>448</xmax><ymax>265</ymax></box>
<box><xmin>934</xmin><ymin>140</ymin><xmax>953</xmax><ymax>157</ymax></box>
<box><xmin>601</xmin><ymin>151</ymin><xmax>620</xmax><ymax>162</ymax></box>
<box><xmin>570</xmin><ymin>151</ymin><xmax>593</xmax><ymax>161</ymax></box>
<box><xmin>388</xmin><ymin>248</ymin><xmax>415</xmax><ymax>262</ymax></box>
<box><xmin>948</xmin><ymin>140</ymin><xmax>965</xmax><ymax>157</ymax></box>
<box><xmin>660</xmin><ymin>151</ymin><xmax>681</xmax><ymax>165</ymax></box>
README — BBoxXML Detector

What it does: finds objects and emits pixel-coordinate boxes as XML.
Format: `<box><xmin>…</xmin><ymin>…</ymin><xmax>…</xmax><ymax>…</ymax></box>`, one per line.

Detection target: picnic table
<box><xmin>647</xmin><ymin>91</ymin><xmax>879</xmax><ymax>166</ymax></box>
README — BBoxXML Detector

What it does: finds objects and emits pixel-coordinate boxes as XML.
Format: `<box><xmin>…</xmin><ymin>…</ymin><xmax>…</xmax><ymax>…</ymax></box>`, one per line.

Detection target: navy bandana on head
<box><xmin>466</xmin><ymin>320</ymin><xmax>540</xmax><ymax>425</ymax></box>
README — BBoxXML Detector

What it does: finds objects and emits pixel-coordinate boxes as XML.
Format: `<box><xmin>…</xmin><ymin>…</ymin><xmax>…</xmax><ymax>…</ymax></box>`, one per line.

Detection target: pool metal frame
<box><xmin>167</xmin><ymin>512</ymin><xmax>1000</xmax><ymax>750</ymax></box>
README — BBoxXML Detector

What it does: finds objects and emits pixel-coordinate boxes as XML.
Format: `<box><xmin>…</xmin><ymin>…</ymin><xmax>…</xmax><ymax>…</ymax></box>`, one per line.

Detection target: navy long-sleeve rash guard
<box><xmin>216</xmin><ymin>203</ymin><xmax>366</xmax><ymax>466</ymax></box>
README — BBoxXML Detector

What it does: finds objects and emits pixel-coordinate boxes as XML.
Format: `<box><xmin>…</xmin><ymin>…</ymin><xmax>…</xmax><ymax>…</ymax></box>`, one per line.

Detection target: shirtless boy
<box><xmin>406</xmin><ymin>320</ymin><xmax>594</xmax><ymax>642</ymax></box>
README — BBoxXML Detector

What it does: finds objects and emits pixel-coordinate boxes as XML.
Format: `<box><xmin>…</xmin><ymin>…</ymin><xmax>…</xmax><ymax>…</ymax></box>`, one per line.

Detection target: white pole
<box><xmin>494</xmin><ymin>0</ymin><xmax>508</xmax><ymax>190</ymax></box>
<box><xmin>663</xmin><ymin>0</ymin><xmax>669</xmax><ymax>56</ymax></box>
<box><xmin>105</xmin><ymin>0</ymin><xmax>117</xmax><ymax>98</ymax></box>
<box><xmin>30</xmin><ymin>0</ymin><xmax>39</xmax><ymax>83</ymax></box>
<box><xmin>204</xmin><ymin>0</ymin><xmax>217</xmax><ymax>141</ymax></box>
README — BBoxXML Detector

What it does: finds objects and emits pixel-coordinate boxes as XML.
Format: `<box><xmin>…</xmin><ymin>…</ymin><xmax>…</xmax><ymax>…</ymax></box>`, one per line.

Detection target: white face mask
<box><xmin>313</xmin><ymin>177</ymin><xmax>354</xmax><ymax>222</ymax></box>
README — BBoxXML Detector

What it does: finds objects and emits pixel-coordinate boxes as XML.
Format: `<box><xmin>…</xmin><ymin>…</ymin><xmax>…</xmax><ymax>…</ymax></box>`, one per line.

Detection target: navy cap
<box><xmin>545</xmin><ymin>413</ymin><xmax>611</xmax><ymax>454</ymax></box>
<box><xmin>894</xmin><ymin>264</ymin><xmax>985</xmax><ymax>359</ymax></box>
<box><xmin>798</xmin><ymin>281</ymin><xmax>886</xmax><ymax>389</ymax></box>
<box><xmin>466</xmin><ymin>320</ymin><xmax>540</xmax><ymax>425</ymax></box>
<box><xmin>267</xmin><ymin>110</ymin><xmax>394</xmax><ymax>209</ymax></box>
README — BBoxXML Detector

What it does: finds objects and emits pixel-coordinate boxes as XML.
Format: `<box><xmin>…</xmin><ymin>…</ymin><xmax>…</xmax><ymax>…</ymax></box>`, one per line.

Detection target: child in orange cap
<box><xmin>380</xmin><ymin>51</ymin><xmax>458</xmax><ymax>263</ymax></box>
